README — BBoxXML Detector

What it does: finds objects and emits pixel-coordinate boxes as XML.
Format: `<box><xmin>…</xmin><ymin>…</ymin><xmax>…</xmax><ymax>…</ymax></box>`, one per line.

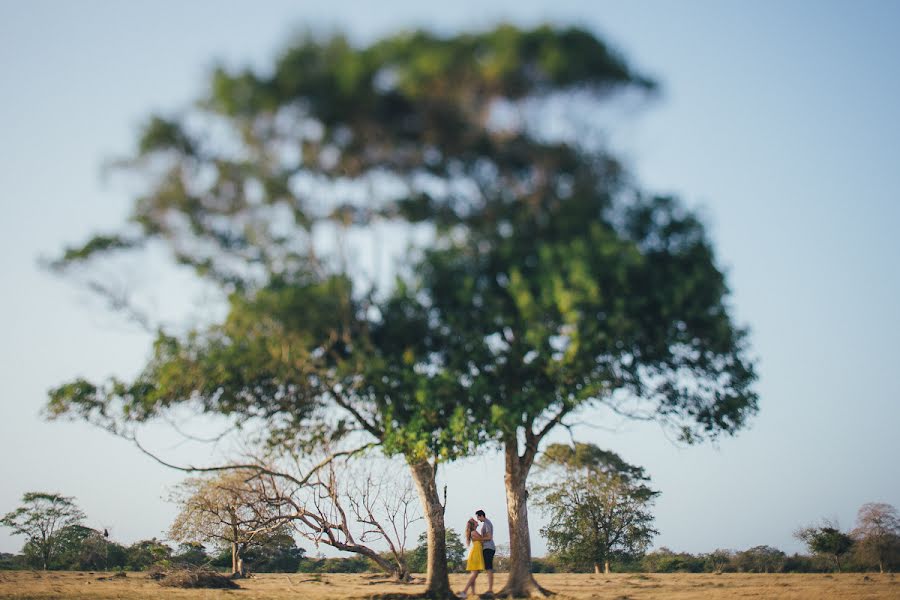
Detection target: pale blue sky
<box><xmin>2</xmin><ymin>0</ymin><xmax>899</xmax><ymax>557</ymax></box>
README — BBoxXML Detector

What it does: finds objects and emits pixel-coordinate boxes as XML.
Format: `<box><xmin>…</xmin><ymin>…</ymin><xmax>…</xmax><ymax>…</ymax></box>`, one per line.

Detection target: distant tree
<box><xmin>640</xmin><ymin>547</ymin><xmax>704</xmax><ymax>573</ymax></box>
<box><xmin>851</xmin><ymin>503</ymin><xmax>900</xmax><ymax>573</ymax></box>
<box><xmin>534</xmin><ymin>443</ymin><xmax>658</xmax><ymax>574</ymax></box>
<box><xmin>168</xmin><ymin>471</ymin><xmax>287</xmax><ymax>576</ymax></box>
<box><xmin>297</xmin><ymin>555</ymin><xmax>375</xmax><ymax>573</ymax></box>
<box><xmin>125</xmin><ymin>538</ymin><xmax>173</xmax><ymax>571</ymax></box>
<box><xmin>408</xmin><ymin>529</ymin><xmax>466</xmax><ymax>574</ymax></box>
<box><xmin>172</xmin><ymin>541</ymin><xmax>210</xmax><ymax>567</ymax></box>
<box><xmin>47</xmin><ymin>525</ymin><xmax>110</xmax><ymax>570</ymax></box>
<box><xmin>0</xmin><ymin>552</ymin><xmax>28</xmax><ymax>570</ymax></box>
<box><xmin>241</xmin><ymin>531</ymin><xmax>306</xmax><ymax>572</ymax></box>
<box><xmin>0</xmin><ymin>492</ymin><xmax>86</xmax><ymax>570</ymax></box>
<box><xmin>735</xmin><ymin>545</ymin><xmax>785</xmax><ymax>573</ymax></box>
<box><xmin>795</xmin><ymin>524</ymin><xmax>854</xmax><ymax>572</ymax></box>
<box><xmin>703</xmin><ymin>549</ymin><xmax>734</xmax><ymax>573</ymax></box>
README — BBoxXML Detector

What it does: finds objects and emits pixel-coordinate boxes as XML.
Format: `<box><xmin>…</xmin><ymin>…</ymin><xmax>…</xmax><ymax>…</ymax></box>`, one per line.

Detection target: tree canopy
<box><xmin>45</xmin><ymin>23</ymin><xmax>756</xmax><ymax>598</ymax></box>
<box><xmin>534</xmin><ymin>443</ymin><xmax>658</xmax><ymax>574</ymax></box>
<box><xmin>1</xmin><ymin>492</ymin><xmax>87</xmax><ymax>570</ymax></box>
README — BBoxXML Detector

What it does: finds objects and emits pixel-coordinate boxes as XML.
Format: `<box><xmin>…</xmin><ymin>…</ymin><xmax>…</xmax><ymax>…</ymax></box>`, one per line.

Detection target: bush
<box><xmin>642</xmin><ymin>548</ymin><xmax>705</xmax><ymax>573</ymax></box>
<box><xmin>531</xmin><ymin>557</ymin><xmax>558</xmax><ymax>573</ymax></box>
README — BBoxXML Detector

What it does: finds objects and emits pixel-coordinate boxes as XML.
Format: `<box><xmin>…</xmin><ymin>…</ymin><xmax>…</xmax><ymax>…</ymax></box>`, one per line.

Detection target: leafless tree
<box><xmin>852</xmin><ymin>503</ymin><xmax>900</xmax><ymax>573</ymax></box>
<box><xmin>247</xmin><ymin>453</ymin><xmax>421</xmax><ymax>581</ymax></box>
<box><xmin>168</xmin><ymin>470</ymin><xmax>287</xmax><ymax>576</ymax></box>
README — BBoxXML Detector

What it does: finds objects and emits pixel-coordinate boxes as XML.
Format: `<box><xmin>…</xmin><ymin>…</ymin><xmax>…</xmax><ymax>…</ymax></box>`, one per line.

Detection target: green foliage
<box><xmin>0</xmin><ymin>552</ymin><xmax>28</xmax><ymax>570</ymax></box>
<box><xmin>172</xmin><ymin>542</ymin><xmax>210</xmax><ymax>567</ymax></box>
<box><xmin>54</xmin><ymin>234</ymin><xmax>139</xmax><ymax>265</ymax></box>
<box><xmin>640</xmin><ymin>547</ymin><xmax>705</xmax><ymax>573</ymax></box>
<box><xmin>297</xmin><ymin>555</ymin><xmax>377</xmax><ymax>573</ymax></box>
<box><xmin>734</xmin><ymin>545</ymin><xmax>785</xmax><ymax>573</ymax></box>
<box><xmin>46</xmin><ymin>23</ymin><xmax>757</xmax><ymax>592</ymax></box>
<box><xmin>795</xmin><ymin>525</ymin><xmax>854</xmax><ymax>572</ymax></box>
<box><xmin>534</xmin><ymin>443</ymin><xmax>658</xmax><ymax>573</ymax></box>
<box><xmin>242</xmin><ymin>532</ymin><xmax>306</xmax><ymax>573</ymax></box>
<box><xmin>418</xmin><ymin>190</ymin><xmax>758</xmax><ymax>447</ymax></box>
<box><xmin>407</xmin><ymin>529</ymin><xmax>466</xmax><ymax>573</ymax></box>
<box><xmin>125</xmin><ymin>538</ymin><xmax>173</xmax><ymax>571</ymax></box>
<box><xmin>0</xmin><ymin>492</ymin><xmax>86</xmax><ymax>570</ymax></box>
<box><xmin>46</xmin><ymin>525</ymin><xmax>109</xmax><ymax>570</ymax></box>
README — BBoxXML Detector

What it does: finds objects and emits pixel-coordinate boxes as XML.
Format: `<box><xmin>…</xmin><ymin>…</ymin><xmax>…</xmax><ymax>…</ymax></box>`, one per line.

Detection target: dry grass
<box><xmin>0</xmin><ymin>571</ymin><xmax>896</xmax><ymax>599</ymax></box>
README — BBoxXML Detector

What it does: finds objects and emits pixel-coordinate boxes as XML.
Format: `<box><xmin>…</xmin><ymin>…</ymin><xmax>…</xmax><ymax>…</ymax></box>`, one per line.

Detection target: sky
<box><xmin>1</xmin><ymin>0</ymin><xmax>899</xmax><ymax>558</ymax></box>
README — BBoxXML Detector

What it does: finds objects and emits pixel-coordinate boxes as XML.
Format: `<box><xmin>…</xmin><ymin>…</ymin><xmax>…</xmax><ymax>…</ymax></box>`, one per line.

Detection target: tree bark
<box><xmin>604</xmin><ymin>560</ymin><xmax>610</xmax><ymax>574</ymax></box>
<box><xmin>593</xmin><ymin>563</ymin><xmax>601</xmax><ymax>574</ymax></box>
<box><xmin>409</xmin><ymin>458</ymin><xmax>451</xmax><ymax>598</ymax></box>
<box><xmin>231</xmin><ymin>541</ymin><xmax>240</xmax><ymax>576</ymax></box>
<box><xmin>499</xmin><ymin>439</ymin><xmax>551</xmax><ymax>598</ymax></box>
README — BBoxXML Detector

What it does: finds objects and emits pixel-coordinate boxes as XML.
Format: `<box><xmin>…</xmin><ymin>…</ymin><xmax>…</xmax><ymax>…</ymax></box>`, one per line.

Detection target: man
<box><xmin>475</xmin><ymin>509</ymin><xmax>495</xmax><ymax>595</ymax></box>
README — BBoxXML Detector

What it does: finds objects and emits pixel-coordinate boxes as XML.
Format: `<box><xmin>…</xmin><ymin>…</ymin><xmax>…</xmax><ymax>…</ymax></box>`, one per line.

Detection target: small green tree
<box><xmin>1</xmin><ymin>492</ymin><xmax>86</xmax><ymax>570</ymax></box>
<box><xmin>534</xmin><ymin>443</ymin><xmax>658</xmax><ymax>574</ymax></box>
<box><xmin>795</xmin><ymin>525</ymin><xmax>854</xmax><ymax>572</ymax></box>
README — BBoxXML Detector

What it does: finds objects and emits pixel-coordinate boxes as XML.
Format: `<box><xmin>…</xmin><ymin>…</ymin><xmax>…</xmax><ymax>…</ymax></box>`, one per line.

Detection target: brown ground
<box><xmin>0</xmin><ymin>571</ymin><xmax>896</xmax><ymax>599</ymax></box>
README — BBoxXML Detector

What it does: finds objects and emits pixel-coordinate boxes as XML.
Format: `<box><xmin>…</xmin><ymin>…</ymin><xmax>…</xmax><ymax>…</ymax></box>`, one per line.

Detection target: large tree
<box><xmin>533</xmin><ymin>443</ymin><xmax>658</xmax><ymax>574</ymax></box>
<box><xmin>45</xmin><ymin>24</ymin><xmax>756</xmax><ymax>597</ymax></box>
<box><xmin>412</xmin><ymin>165</ymin><xmax>757</xmax><ymax>594</ymax></box>
<box><xmin>1</xmin><ymin>492</ymin><xmax>87</xmax><ymax>570</ymax></box>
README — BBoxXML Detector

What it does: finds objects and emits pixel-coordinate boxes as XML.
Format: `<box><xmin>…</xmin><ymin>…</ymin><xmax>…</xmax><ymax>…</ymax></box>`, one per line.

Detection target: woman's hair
<box><xmin>464</xmin><ymin>518</ymin><xmax>478</xmax><ymax>546</ymax></box>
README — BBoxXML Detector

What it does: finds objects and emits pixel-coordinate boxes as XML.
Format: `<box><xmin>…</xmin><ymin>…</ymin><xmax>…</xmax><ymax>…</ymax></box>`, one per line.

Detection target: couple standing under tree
<box><xmin>459</xmin><ymin>509</ymin><xmax>495</xmax><ymax>598</ymax></box>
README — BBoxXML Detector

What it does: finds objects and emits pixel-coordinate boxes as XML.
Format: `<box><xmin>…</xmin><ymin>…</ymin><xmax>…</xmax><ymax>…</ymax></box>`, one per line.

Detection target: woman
<box><xmin>458</xmin><ymin>518</ymin><xmax>485</xmax><ymax>598</ymax></box>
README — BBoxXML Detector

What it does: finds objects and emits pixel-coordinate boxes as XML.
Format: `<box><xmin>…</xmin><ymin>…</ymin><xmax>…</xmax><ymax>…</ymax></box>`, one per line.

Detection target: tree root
<box><xmin>495</xmin><ymin>577</ymin><xmax>557</xmax><ymax>598</ymax></box>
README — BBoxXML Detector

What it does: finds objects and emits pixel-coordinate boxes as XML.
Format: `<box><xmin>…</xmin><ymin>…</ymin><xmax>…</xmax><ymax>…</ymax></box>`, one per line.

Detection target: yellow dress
<box><xmin>466</xmin><ymin>540</ymin><xmax>485</xmax><ymax>571</ymax></box>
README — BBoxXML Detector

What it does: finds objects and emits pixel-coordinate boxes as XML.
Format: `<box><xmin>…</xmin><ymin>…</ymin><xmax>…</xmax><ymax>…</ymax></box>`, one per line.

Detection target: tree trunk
<box><xmin>604</xmin><ymin>560</ymin><xmax>610</xmax><ymax>574</ymax></box>
<box><xmin>231</xmin><ymin>541</ymin><xmax>240</xmax><ymax>576</ymax></box>
<box><xmin>499</xmin><ymin>441</ymin><xmax>551</xmax><ymax>598</ymax></box>
<box><xmin>409</xmin><ymin>458</ymin><xmax>451</xmax><ymax>598</ymax></box>
<box><xmin>593</xmin><ymin>563</ymin><xmax>601</xmax><ymax>574</ymax></box>
<box><xmin>355</xmin><ymin>545</ymin><xmax>405</xmax><ymax>580</ymax></box>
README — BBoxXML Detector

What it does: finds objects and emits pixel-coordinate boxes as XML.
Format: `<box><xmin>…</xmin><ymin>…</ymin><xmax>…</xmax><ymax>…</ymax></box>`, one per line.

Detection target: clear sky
<box><xmin>2</xmin><ymin>0</ymin><xmax>899</xmax><ymax>557</ymax></box>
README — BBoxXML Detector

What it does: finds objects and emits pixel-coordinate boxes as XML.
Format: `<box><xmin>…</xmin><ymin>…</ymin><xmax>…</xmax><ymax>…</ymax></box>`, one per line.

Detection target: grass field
<box><xmin>0</xmin><ymin>571</ymin><xmax>897</xmax><ymax>599</ymax></box>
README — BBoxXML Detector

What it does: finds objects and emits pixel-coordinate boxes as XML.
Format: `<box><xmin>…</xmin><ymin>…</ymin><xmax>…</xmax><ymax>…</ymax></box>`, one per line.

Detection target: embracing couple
<box><xmin>458</xmin><ymin>509</ymin><xmax>495</xmax><ymax>598</ymax></box>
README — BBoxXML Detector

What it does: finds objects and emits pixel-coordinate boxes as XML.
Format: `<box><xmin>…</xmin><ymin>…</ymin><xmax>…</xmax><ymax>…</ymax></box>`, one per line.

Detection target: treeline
<box><xmin>3</xmin><ymin>529</ymin><xmax>898</xmax><ymax>575</ymax></box>
<box><xmin>532</xmin><ymin>545</ymin><xmax>899</xmax><ymax>574</ymax></box>
<box><xmin>3</xmin><ymin>490</ymin><xmax>898</xmax><ymax>575</ymax></box>
<box><xmin>0</xmin><ymin>525</ymin><xmax>466</xmax><ymax>575</ymax></box>
<box><xmin>0</xmin><ymin>529</ymin><xmax>304</xmax><ymax>573</ymax></box>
